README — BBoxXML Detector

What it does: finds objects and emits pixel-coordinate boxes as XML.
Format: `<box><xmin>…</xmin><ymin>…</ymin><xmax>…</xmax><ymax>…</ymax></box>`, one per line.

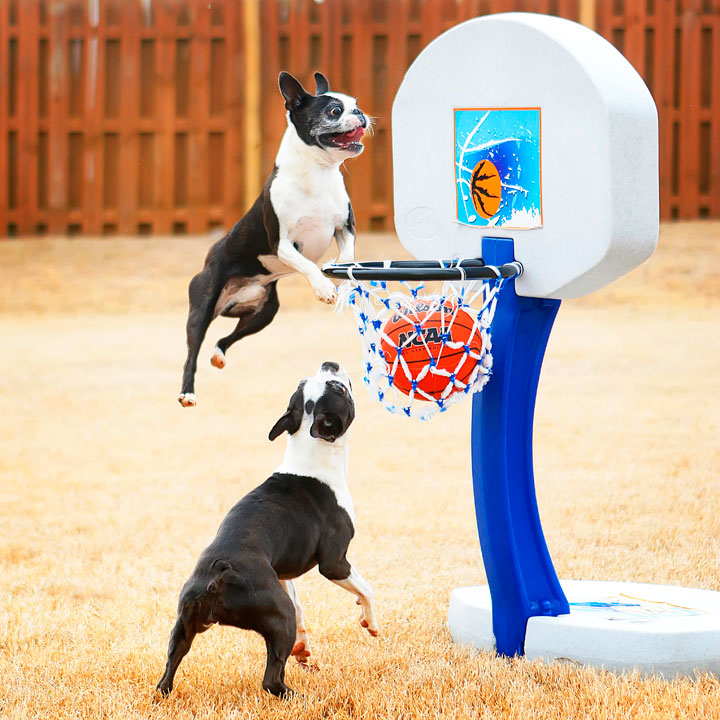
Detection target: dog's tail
<box><xmin>206</xmin><ymin>559</ymin><xmax>234</xmax><ymax>594</ymax></box>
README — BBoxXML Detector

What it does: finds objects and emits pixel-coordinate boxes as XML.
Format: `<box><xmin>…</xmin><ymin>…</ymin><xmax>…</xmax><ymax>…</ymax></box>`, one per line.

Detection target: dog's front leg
<box><xmin>322</xmin><ymin>562</ymin><xmax>379</xmax><ymax>637</ymax></box>
<box><xmin>334</xmin><ymin>226</ymin><xmax>355</xmax><ymax>265</ymax></box>
<box><xmin>277</xmin><ymin>236</ymin><xmax>337</xmax><ymax>304</ymax></box>
<box><xmin>280</xmin><ymin>580</ymin><xmax>312</xmax><ymax>665</ymax></box>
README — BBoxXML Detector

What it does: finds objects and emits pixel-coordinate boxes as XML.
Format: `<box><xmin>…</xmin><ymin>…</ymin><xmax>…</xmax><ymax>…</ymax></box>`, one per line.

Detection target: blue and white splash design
<box><xmin>455</xmin><ymin>108</ymin><xmax>542</xmax><ymax>229</ymax></box>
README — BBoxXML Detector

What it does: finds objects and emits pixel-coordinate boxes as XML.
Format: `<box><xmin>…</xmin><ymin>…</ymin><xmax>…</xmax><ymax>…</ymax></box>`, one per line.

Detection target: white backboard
<box><xmin>392</xmin><ymin>13</ymin><xmax>659</xmax><ymax>299</ymax></box>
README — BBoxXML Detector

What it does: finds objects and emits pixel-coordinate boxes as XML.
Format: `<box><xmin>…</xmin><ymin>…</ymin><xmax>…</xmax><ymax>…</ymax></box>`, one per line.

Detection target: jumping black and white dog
<box><xmin>157</xmin><ymin>362</ymin><xmax>379</xmax><ymax>699</ymax></box>
<box><xmin>178</xmin><ymin>72</ymin><xmax>369</xmax><ymax>407</ymax></box>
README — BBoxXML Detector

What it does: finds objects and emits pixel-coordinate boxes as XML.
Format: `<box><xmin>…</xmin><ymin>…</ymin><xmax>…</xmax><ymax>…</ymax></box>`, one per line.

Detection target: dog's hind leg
<box><xmin>258</xmin><ymin>600</ymin><xmax>296</xmax><ymax>697</ymax></box>
<box><xmin>179</xmin><ymin>266</ymin><xmax>225</xmax><ymax>406</ymax></box>
<box><xmin>211</xmin><ymin>282</ymin><xmax>279</xmax><ymax>370</ymax></box>
<box><xmin>156</xmin><ymin>614</ymin><xmax>198</xmax><ymax>696</ymax></box>
<box><xmin>209</xmin><ymin>563</ymin><xmax>296</xmax><ymax>697</ymax></box>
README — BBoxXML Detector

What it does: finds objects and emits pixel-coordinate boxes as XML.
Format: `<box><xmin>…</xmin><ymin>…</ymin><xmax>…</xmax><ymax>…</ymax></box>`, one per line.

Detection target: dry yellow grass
<box><xmin>1</xmin><ymin>223</ymin><xmax>719</xmax><ymax>719</ymax></box>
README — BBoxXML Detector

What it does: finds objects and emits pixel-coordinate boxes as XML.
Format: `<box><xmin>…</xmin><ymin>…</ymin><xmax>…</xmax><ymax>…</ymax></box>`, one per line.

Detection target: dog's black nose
<box><xmin>352</xmin><ymin>108</ymin><xmax>367</xmax><ymax>128</ymax></box>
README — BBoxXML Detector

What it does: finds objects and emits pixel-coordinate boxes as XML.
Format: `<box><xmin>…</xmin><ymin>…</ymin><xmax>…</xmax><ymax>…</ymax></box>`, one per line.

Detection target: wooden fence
<box><xmin>0</xmin><ymin>0</ymin><xmax>718</xmax><ymax>237</ymax></box>
<box><xmin>596</xmin><ymin>0</ymin><xmax>720</xmax><ymax>220</ymax></box>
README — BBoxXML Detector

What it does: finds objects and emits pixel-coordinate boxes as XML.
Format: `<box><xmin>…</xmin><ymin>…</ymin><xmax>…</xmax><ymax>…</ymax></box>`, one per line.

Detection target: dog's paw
<box><xmin>360</xmin><ymin>618</ymin><xmax>379</xmax><ymax>637</ymax></box>
<box><xmin>210</xmin><ymin>348</ymin><xmax>226</xmax><ymax>369</ymax></box>
<box><xmin>178</xmin><ymin>393</ymin><xmax>196</xmax><ymax>407</ymax></box>
<box><xmin>292</xmin><ymin>640</ymin><xmax>318</xmax><ymax>669</ymax></box>
<box><xmin>313</xmin><ymin>277</ymin><xmax>337</xmax><ymax>305</ymax></box>
<box><xmin>154</xmin><ymin>682</ymin><xmax>172</xmax><ymax>700</ymax></box>
<box><xmin>263</xmin><ymin>682</ymin><xmax>295</xmax><ymax>699</ymax></box>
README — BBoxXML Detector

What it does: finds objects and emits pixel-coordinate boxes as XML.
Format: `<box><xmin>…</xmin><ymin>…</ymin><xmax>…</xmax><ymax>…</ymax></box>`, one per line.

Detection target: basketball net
<box><xmin>335</xmin><ymin>265</ymin><xmax>507</xmax><ymax>419</ymax></box>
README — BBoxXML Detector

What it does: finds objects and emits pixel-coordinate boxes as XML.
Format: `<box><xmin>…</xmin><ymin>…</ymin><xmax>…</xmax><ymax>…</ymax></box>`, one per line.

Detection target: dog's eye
<box><xmin>329</xmin><ymin>105</ymin><xmax>342</xmax><ymax>118</ymax></box>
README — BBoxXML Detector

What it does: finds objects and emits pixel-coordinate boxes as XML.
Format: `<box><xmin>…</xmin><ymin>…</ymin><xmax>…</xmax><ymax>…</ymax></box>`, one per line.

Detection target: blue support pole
<box><xmin>471</xmin><ymin>236</ymin><xmax>569</xmax><ymax>657</ymax></box>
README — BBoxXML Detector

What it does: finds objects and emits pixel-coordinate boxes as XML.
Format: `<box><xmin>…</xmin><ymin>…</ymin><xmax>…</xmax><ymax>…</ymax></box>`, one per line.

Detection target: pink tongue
<box><xmin>337</xmin><ymin>127</ymin><xmax>365</xmax><ymax>143</ymax></box>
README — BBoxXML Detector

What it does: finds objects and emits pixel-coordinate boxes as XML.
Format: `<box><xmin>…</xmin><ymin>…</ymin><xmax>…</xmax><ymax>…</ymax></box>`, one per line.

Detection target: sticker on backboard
<box><xmin>454</xmin><ymin>108</ymin><xmax>542</xmax><ymax>229</ymax></box>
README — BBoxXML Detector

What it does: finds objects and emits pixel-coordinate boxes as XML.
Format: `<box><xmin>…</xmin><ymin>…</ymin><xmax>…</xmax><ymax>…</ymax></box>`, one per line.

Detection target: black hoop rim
<box><xmin>322</xmin><ymin>258</ymin><xmax>523</xmax><ymax>282</ymax></box>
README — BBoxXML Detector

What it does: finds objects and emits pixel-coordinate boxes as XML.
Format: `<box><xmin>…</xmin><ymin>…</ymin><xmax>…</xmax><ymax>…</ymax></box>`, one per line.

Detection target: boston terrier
<box><xmin>157</xmin><ymin>362</ymin><xmax>379</xmax><ymax>699</ymax></box>
<box><xmin>178</xmin><ymin>72</ymin><xmax>369</xmax><ymax>407</ymax></box>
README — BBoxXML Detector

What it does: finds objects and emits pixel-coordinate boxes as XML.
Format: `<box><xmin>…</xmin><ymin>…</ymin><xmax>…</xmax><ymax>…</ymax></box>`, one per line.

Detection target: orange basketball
<box><xmin>380</xmin><ymin>301</ymin><xmax>482</xmax><ymax>401</ymax></box>
<box><xmin>470</xmin><ymin>159</ymin><xmax>502</xmax><ymax>219</ymax></box>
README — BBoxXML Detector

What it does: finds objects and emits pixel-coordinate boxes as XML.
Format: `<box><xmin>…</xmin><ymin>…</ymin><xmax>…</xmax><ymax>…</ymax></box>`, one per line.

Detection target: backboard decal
<box><xmin>454</xmin><ymin>108</ymin><xmax>542</xmax><ymax>229</ymax></box>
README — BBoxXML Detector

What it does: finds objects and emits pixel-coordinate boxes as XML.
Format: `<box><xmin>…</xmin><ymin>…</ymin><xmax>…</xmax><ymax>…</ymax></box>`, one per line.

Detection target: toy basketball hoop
<box><xmin>323</xmin><ymin>259</ymin><xmax>522</xmax><ymax>419</ymax></box>
<box><xmin>326</xmin><ymin>12</ymin><xmax>720</xmax><ymax>679</ymax></box>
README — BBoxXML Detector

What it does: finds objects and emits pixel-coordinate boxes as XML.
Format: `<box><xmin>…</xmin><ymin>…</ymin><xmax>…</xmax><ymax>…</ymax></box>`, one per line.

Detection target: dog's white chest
<box><xmin>264</xmin><ymin>174</ymin><xmax>347</xmax><ymax>274</ymax></box>
<box><xmin>270</xmin><ymin>131</ymin><xmax>349</xmax><ymax>231</ymax></box>
<box><xmin>272</xmin><ymin>169</ymin><xmax>347</xmax><ymax>223</ymax></box>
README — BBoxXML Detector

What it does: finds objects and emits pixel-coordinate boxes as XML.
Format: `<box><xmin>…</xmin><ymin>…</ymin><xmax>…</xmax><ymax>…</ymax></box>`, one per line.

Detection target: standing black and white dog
<box><xmin>157</xmin><ymin>362</ymin><xmax>379</xmax><ymax>699</ymax></box>
<box><xmin>179</xmin><ymin>72</ymin><xmax>369</xmax><ymax>406</ymax></box>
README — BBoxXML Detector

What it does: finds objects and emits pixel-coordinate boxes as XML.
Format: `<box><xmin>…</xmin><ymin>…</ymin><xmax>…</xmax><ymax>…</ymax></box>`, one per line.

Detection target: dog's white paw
<box><xmin>178</xmin><ymin>393</ymin><xmax>196</xmax><ymax>407</ymax></box>
<box><xmin>313</xmin><ymin>277</ymin><xmax>337</xmax><ymax>305</ymax></box>
<box><xmin>357</xmin><ymin>601</ymin><xmax>379</xmax><ymax>636</ymax></box>
<box><xmin>291</xmin><ymin>634</ymin><xmax>317</xmax><ymax>669</ymax></box>
<box><xmin>210</xmin><ymin>348</ymin><xmax>226</xmax><ymax>369</ymax></box>
<box><xmin>360</xmin><ymin>617</ymin><xmax>379</xmax><ymax>637</ymax></box>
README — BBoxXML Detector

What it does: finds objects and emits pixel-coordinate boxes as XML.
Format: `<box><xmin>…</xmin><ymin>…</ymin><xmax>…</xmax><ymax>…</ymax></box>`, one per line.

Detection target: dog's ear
<box><xmin>268</xmin><ymin>382</ymin><xmax>306</xmax><ymax>440</ymax></box>
<box><xmin>314</xmin><ymin>72</ymin><xmax>329</xmax><ymax>96</ymax></box>
<box><xmin>278</xmin><ymin>72</ymin><xmax>309</xmax><ymax>110</ymax></box>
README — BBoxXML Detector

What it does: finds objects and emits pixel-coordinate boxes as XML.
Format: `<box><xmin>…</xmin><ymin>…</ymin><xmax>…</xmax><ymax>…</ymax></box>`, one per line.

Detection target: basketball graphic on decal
<box><xmin>470</xmin><ymin>159</ymin><xmax>502</xmax><ymax>219</ymax></box>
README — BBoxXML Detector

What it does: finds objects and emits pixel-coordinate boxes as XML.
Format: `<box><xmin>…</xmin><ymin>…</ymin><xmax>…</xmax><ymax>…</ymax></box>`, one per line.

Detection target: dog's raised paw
<box><xmin>313</xmin><ymin>277</ymin><xmax>338</xmax><ymax>305</ymax></box>
<box><xmin>210</xmin><ymin>348</ymin><xmax>226</xmax><ymax>369</ymax></box>
<box><xmin>178</xmin><ymin>393</ymin><xmax>196</xmax><ymax>407</ymax></box>
<box><xmin>360</xmin><ymin>619</ymin><xmax>379</xmax><ymax>637</ymax></box>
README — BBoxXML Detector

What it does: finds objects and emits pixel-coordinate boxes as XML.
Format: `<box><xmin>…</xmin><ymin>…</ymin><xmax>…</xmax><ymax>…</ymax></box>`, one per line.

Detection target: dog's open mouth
<box><xmin>310</xmin><ymin>414</ymin><xmax>343</xmax><ymax>442</ymax></box>
<box><xmin>321</xmin><ymin>126</ymin><xmax>365</xmax><ymax>151</ymax></box>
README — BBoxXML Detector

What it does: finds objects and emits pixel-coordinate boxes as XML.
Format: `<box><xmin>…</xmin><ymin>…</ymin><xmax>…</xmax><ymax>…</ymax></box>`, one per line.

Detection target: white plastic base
<box><xmin>448</xmin><ymin>580</ymin><xmax>720</xmax><ymax>678</ymax></box>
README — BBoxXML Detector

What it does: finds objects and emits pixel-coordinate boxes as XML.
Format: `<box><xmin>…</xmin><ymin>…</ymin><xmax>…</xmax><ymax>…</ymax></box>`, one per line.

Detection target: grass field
<box><xmin>1</xmin><ymin>223</ymin><xmax>719</xmax><ymax>719</ymax></box>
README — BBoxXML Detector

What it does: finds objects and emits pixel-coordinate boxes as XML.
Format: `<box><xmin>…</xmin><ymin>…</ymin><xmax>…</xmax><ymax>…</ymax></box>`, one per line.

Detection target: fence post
<box><xmin>579</xmin><ymin>0</ymin><xmax>596</xmax><ymax>30</ymax></box>
<box><xmin>243</xmin><ymin>0</ymin><xmax>262</xmax><ymax>210</ymax></box>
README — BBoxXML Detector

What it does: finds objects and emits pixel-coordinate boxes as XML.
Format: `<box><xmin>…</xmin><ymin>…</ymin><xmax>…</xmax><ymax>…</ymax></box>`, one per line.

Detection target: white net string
<box><xmin>335</xmin><ymin>264</ymin><xmax>507</xmax><ymax>420</ymax></box>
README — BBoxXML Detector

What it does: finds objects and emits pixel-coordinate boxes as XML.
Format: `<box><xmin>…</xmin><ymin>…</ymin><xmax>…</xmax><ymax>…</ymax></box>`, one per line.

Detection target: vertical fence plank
<box><xmin>185</xmin><ymin>1</ymin><xmax>209</xmax><ymax>232</ymax></box>
<box><xmin>223</xmin><ymin>0</ymin><xmax>244</xmax><ymax>226</ymax></box>
<box><xmin>259</xmin><ymin>0</ymin><xmax>285</xmax><ymax>187</ymax></box>
<box><xmin>654</xmin><ymin>0</ymin><xmax>675</xmax><ymax>219</ymax></box>
<box><xmin>243</xmin><ymin>0</ymin><xmax>261</xmax><ymax>212</ymax></box>
<box><xmin>47</xmin><ymin>0</ymin><xmax>69</xmax><ymax>234</ymax></box>
<box><xmin>678</xmin><ymin>0</ymin><xmax>701</xmax><ymax>218</ymax></box>
<box><xmin>711</xmin><ymin>0</ymin><xmax>720</xmax><ymax>216</ymax></box>
<box><xmin>154</xmin><ymin>0</ymin><xmax>175</xmax><ymax>234</ymax></box>
<box><xmin>624</xmin><ymin>0</ymin><xmax>647</xmax><ymax>75</ymax></box>
<box><xmin>384</xmin><ymin>0</ymin><xmax>410</xmax><ymax>230</ymax></box>
<box><xmin>594</xmin><ymin>0</ymin><xmax>609</xmax><ymax>39</ymax></box>
<box><xmin>16</xmin><ymin>1</ymin><xmax>37</xmax><ymax>234</ymax></box>
<box><xmin>349</xmin><ymin>0</ymin><xmax>373</xmax><ymax>229</ymax></box>
<box><xmin>0</xmin><ymin>0</ymin><xmax>9</xmax><ymax>235</ymax></box>
<box><xmin>117</xmin><ymin>0</ymin><xmax>139</xmax><ymax>233</ymax></box>
<box><xmin>83</xmin><ymin>0</ymin><xmax>102</xmax><ymax>234</ymax></box>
